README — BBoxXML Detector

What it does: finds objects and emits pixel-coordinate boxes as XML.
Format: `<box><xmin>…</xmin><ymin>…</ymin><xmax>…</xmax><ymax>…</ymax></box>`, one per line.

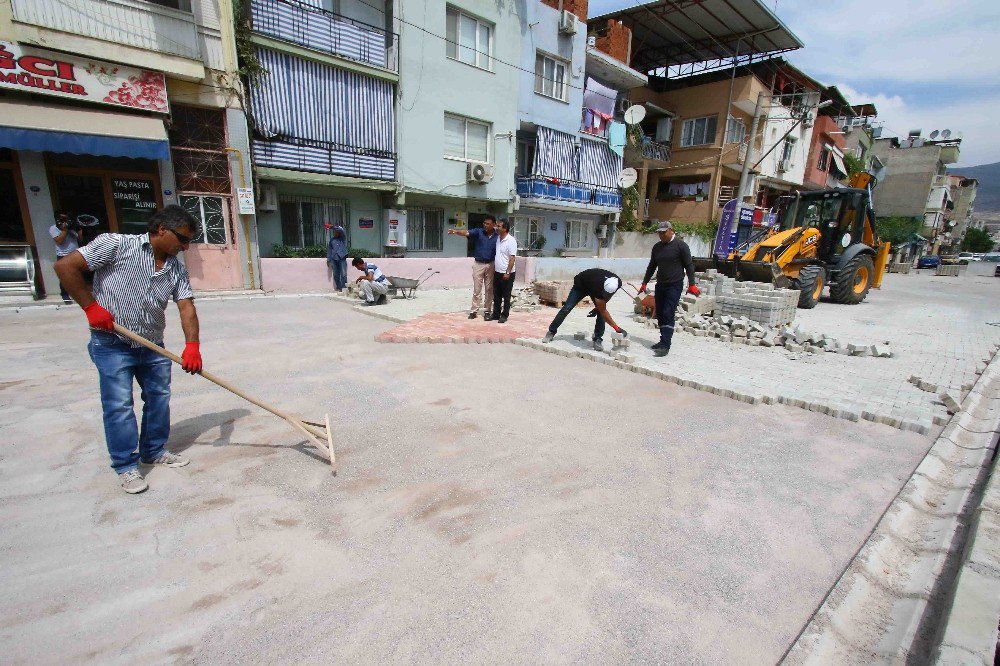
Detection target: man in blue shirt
<box><xmin>326</xmin><ymin>223</ymin><xmax>349</xmax><ymax>292</ymax></box>
<box><xmin>447</xmin><ymin>215</ymin><xmax>497</xmax><ymax>319</ymax></box>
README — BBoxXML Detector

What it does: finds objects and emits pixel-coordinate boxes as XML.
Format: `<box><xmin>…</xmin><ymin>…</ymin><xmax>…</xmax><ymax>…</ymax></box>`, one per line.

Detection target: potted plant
<box><xmin>523</xmin><ymin>234</ymin><xmax>546</xmax><ymax>256</ymax></box>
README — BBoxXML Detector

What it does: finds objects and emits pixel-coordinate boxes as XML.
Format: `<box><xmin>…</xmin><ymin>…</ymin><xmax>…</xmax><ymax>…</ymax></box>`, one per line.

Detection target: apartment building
<box><xmin>245</xmin><ymin>0</ymin><xmax>398</xmax><ymax>259</ymax></box>
<box><xmin>0</xmin><ymin>0</ymin><xmax>258</xmax><ymax>295</ymax></box>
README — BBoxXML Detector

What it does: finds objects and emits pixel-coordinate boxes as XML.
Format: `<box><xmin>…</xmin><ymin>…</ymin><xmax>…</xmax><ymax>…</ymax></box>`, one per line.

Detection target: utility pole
<box><xmin>737</xmin><ymin>92</ymin><xmax>767</xmax><ymax>212</ymax></box>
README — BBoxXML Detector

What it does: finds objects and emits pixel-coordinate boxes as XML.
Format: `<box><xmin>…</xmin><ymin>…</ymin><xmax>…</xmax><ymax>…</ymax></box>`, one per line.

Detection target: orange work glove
<box><xmin>688</xmin><ymin>285</ymin><xmax>701</xmax><ymax>296</ymax></box>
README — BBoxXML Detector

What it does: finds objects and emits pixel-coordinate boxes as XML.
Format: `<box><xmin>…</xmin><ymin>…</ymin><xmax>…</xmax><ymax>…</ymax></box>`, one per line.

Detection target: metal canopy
<box><xmin>590</xmin><ymin>0</ymin><xmax>804</xmax><ymax>75</ymax></box>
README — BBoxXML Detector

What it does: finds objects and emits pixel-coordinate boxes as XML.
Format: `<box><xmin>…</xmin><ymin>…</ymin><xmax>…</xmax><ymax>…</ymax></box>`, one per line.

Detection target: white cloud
<box><xmin>780</xmin><ymin>0</ymin><xmax>1000</xmax><ymax>84</ymax></box>
<box><xmin>835</xmin><ymin>83</ymin><xmax>1000</xmax><ymax>167</ymax></box>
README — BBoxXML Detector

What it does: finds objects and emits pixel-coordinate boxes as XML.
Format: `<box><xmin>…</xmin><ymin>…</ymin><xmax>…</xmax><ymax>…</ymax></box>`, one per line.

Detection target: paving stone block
<box><xmin>785</xmin><ymin>342</ymin><xmax>804</xmax><ymax>353</ymax></box>
<box><xmin>574</xmin><ymin>332</ymin><xmax>586</xmax><ymax>340</ymax></box>
<box><xmin>940</xmin><ymin>392</ymin><xmax>962</xmax><ymax>414</ymax></box>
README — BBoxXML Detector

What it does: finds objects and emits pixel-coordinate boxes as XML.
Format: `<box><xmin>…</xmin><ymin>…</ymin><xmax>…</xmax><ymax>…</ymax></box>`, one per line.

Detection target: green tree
<box><xmin>876</xmin><ymin>216</ymin><xmax>920</xmax><ymax>249</ymax></box>
<box><xmin>842</xmin><ymin>153</ymin><xmax>864</xmax><ymax>177</ymax></box>
<box><xmin>961</xmin><ymin>227</ymin><xmax>997</xmax><ymax>253</ymax></box>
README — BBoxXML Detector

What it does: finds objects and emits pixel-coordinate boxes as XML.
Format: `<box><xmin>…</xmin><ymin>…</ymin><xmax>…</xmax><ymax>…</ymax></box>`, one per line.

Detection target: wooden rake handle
<box><xmin>110</xmin><ymin>323</ymin><xmax>334</xmax><ymax>464</ymax></box>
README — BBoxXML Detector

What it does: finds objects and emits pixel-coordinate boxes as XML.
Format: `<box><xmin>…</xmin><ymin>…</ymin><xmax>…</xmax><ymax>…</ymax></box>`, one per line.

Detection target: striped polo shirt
<box><xmin>78</xmin><ymin>233</ymin><xmax>194</xmax><ymax>346</ymax></box>
<box><xmin>365</xmin><ymin>263</ymin><xmax>387</xmax><ymax>282</ymax></box>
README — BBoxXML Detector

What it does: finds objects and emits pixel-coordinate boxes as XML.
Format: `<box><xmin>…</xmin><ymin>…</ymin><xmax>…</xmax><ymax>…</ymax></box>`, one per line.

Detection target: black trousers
<box><xmin>492</xmin><ymin>271</ymin><xmax>515</xmax><ymax>318</ymax></box>
<box><xmin>655</xmin><ymin>281</ymin><xmax>684</xmax><ymax>348</ymax></box>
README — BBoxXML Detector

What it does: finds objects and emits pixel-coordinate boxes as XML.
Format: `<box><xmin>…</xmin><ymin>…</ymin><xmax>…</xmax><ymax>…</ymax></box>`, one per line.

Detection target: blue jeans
<box><xmin>655</xmin><ymin>281</ymin><xmax>684</xmax><ymax>348</ymax></box>
<box><xmin>87</xmin><ymin>332</ymin><xmax>172</xmax><ymax>473</ymax></box>
<box><xmin>547</xmin><ymin>286</ymin><xmax>607</xmax><ymax>341</ymax></box>
<box><xmin>330</xmin><ymin>258</ymin><xmax>348</xmax><ymax>290</ymax></box>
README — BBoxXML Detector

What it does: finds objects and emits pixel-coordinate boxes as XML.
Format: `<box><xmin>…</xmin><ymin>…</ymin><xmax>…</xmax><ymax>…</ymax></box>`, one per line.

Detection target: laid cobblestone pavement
<box><xmin>354</xmin><ymin>267</ymin><xmax>1000</xmax><ymax>435</ymax></box>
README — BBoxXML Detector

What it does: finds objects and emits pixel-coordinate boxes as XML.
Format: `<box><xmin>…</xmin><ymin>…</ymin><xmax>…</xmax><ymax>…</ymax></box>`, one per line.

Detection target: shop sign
<box><xmin>358</xmin><ymin>218</ymin><xmax>374</xmax><ymax>229</ymax></box>
<box><xmin>112</xmin><ymin>179</ymin><xmax>158</xmax><ymax>210</ymax></box>
<box><xmin>0</xmin><ymin>41</ymin><xmax>167</xmax><ymax>114</ymax></box>
<box><xmin>237</xmin><ymin>187</ymin><xmax>255</xmax><ymax>214</ymax></box>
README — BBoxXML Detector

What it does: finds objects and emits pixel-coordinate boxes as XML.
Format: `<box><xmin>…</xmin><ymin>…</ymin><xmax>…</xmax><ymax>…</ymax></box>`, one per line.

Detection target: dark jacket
<box><xmin>642</xmin><ymin>237</ymin><xmax>696</xmax><ymax>286</ymax></box>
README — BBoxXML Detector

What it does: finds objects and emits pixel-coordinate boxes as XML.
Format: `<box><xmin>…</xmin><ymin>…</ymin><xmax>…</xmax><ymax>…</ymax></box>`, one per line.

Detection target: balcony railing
<box><xmin>253</xmin><ymin>133</ymin><xmax>396</xmax><ymax>181</ymax></box>
<box><xmin>516</xmin><ymin>176</ymin><xmax>621</xmax><ymax>209</ymax></box>
<box><xmin>717</xmin><ymin>185</ymin><xmax>737</xmax><ymax>207</ymax></box>
<box><xmin>250</xmin><ymin>0</ymin><xmax>398</xmax><ymax>72</ymax></box>
<box><xmin>11</xmin><ymin>0</ymin><xmax>201</xmax><ymax>60</ymax></box>
<box><xmin>640</xmin><ymin>137</ymin><xmax>672</xmax><ymax>163</ymax></box>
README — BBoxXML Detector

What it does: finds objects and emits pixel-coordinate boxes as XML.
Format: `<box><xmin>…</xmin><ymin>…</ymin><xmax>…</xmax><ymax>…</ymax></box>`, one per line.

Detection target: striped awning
<box><xmin>532</xmin><ymin>126</ymin><xmax>577</xmax><ymax>181</ymax></box>
<box><xmin>577</xmin><ymin>136</ymin><xmax>622</xmax><ymax>189</ymax></box>
<box><xmin>249</xmin><ymin>48</ymin><xmax>395</xmax><ymax>179</ymax></box>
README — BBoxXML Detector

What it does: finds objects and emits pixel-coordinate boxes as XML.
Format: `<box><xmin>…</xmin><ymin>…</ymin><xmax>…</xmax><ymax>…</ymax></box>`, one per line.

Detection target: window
<box><xmin>534</xmin><ymin>53</ymin><xmax>569</xmax><ymax>102</ymax></box>
<box><xmin>511</xmin><ymin>215</ymin><xmax>542</xmax><ymax>249</ymax></box>
<box><xmin>516</xmin><ymin>140</ymin><xmax>535</xmax><ymax>176</ymax></box>
<box><xmin>278</xmin><ymin>197</ymin><xmax>347</xmax><ymax>248</ymax></box>
<box><xmin>407</xmin><ymin>208</ymin><xmax>444</xmax><ymax>251</ymax></box>
<box><xmin>169</xmin><ymin>105</ymin><xmax>231</xmax><ymax>194</ymax></box>
<box><xmin>446</xmin><ymin>7</ymin><xmax>492</xmax><ymax>70</ymax></box>
<box><xmin>725</xmin><ymin>115</ymin><xmax>746</xmax><ymax>145</ymax></box>
<box><xmin>817</xmin><ymin>146</ymin><xmax>830</xmax><ymax>171</ymax></box>
<box><xmin>444</xmin><ymin>113</ymin><xmax>490</xmax><ymax>162</ymax></box>
<box><xmin>680</xmin><ymin>115</ymin><xmax>718</xmax><ymax>147</ymax></box>
<box><xmin>564</xmin><ymin>219</ymin><xmax>593</xmax><ymax>250</ymax></box>
<box><xmin>179</xmin><ymin>195</ymin><xmax>227</xmax><ymax>244</ymax></box>
<box><xmin>142</xmin><ymin>0</ymin><xmax>192</xmax><ymax>11</ymax></box>
<box><xmin>779</xmin><ymin>137</ymin><xmax>797</xmax><ymax>168</ymax></box>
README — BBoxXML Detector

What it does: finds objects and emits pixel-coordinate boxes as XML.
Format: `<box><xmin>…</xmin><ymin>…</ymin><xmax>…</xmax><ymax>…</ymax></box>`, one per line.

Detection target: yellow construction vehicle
<box><xmin>695</xmin><ymin>172</ymin><xmax>891</xmax><ymax>308</ymax></box>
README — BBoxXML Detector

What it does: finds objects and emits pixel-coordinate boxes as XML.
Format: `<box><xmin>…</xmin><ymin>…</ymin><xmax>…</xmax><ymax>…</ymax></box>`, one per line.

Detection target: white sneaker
<box><xmin>146</xmin><ymin>452</ymin><xmax>189</xmax><ymax>468</ymax></box>
<box><xmin>119</xmin><ymin>469</ymin><xmax>148</xmax><ymax>494</ymax></box>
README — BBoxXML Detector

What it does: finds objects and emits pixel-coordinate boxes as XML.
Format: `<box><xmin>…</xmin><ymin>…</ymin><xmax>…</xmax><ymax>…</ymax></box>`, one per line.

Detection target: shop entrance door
<box><xmin>52</xmin><ymin>173</ymin><xmax>112</xmax><ymax>242</ymax></box>
<box><xmin>179</xmin><ymin>195</ymin><xmax>243</xmax><ymax>291</ymax></box>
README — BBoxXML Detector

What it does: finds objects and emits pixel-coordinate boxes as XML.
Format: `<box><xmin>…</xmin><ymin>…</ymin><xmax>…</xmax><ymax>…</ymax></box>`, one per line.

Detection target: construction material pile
<box><xmin>637</xmin><ymin>313</ymin><xmax>894</xmax><ymax>357</ymax></box>
<box><xmin>693</xmin><ymin>269</ymin><xmax>799</xmax><ymax>327</ymax></box>
<box><xmin>510</xmin><ymin>285</ymin><xmax>543</xmax><ymax>313</ymax></box>
<box><xmin>533</xmin><ymin>280</ymin><xmax>573</xmax><ymax>306</ymax></box>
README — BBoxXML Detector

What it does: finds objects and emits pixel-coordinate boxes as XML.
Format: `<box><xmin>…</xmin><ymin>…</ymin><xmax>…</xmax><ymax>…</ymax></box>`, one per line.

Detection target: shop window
<box><xmin>278</xmin><ymin>197</ymin><xmax>347</xmax><ymax>248</ymax></box>
<box><xmin>564</xmin><ymin>219</ymin><xmax>592</xmax><ymax>250</ymax></box>
<box><xmin>169</xmin><ymin>105</ymin><xmax>230</xmax><ymax>194</ymax></box>
<box><xmin>180</xmin><ymin>195</ymin><xmax>227</xmax><ymax>244</ymax></box>
<box><xmin>112</xmin><ymin>177</ymin><xmax>160</xmax><ymax>235</ymax></box>
<box><xmin>0</xmin><ymin>168</ymin><xmax>27</xmax><ymax>242</ymax></box>
<box><xmin>406</xmin><ymin>209</ymin><xmax>443</xmax><ymax>251</ymax></box>
<box><xmin>511</xmin><ymin>215</ymin><xmax>542</xmax><ymax>249</ymax></box>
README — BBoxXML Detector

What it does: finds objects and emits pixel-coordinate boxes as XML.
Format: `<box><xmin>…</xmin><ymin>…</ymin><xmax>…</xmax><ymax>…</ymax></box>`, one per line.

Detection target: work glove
<box><xmin>181</xmin><ymin>342</ymin><xmax>202</xmax><ymax>374</ymax></box>
<box><xmin>638</xmin><ymin>283</ymin><xmax>647</xmax><ymax>294</ymax></box>
<box><xmin>83</xmin><ymin>302</ymin><xmax>114</xmax><ymax>331</ymax></box>
<box><xmin>688</xmin><ymin>285</ymin><xmax>701</xmax><ymax>296</ymax></box>
<box><xmin>587</xmin><ymin>308</ymin><xmax>598</xmax><ymax>317</ymax></box>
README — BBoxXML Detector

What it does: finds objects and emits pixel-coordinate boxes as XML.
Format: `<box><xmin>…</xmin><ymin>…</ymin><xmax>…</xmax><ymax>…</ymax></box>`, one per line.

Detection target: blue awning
<box><xmin>0</xmin><ymin>98</ymin><xmax>169</xmax><ymax>160</ymax></box>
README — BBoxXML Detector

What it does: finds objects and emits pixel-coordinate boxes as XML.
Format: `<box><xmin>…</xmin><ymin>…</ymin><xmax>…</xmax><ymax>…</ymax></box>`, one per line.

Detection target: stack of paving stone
<box><xmin>533</xmin><ymin>280</ymin><xmax>573</xmax><ymax>306</ymax></box>
<box><xmin>510</xmin><ymin>285</ymin><xmax>543</xmax><ymax>313</ymax></box>
<box><xmin>694</xmin><ymin>269</ymin><xmax>799</xmax><ymax>327</ymax></box>
<box><xmin>651</xmin><ymin>311</ymin><xmax>894</xmax><ymax>357</ymax></box>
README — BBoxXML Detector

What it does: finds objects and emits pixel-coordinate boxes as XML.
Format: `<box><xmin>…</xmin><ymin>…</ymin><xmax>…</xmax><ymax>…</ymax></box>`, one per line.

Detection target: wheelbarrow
<box><xmin>387</xmin><ymin>268</ymin><xmax>439</xmax><ymax>299</ymax></box>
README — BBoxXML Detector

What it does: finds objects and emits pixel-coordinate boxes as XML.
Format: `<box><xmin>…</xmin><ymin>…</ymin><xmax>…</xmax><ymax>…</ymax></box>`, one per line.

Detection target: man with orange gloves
<box><xmin>639</xmin><ymin>220</ymin><xmax>699</xmax><ymax>357</ymax></box>
<box><xmin>55</xmin><ymin>205</ymin><xmax>203</xmax><ymax>494</ymax></box>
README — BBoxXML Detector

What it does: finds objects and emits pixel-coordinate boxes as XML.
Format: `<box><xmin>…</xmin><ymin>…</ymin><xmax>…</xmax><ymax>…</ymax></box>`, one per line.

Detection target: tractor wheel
<box><xmin>831</xmin><ymin>254</ymin><xmax>875</xmax><ymax>304</ymax></box>
<box><xmin>796</xmin><ymin>265</ymin><xmax>825</xmax><ymax>309</ymax></box>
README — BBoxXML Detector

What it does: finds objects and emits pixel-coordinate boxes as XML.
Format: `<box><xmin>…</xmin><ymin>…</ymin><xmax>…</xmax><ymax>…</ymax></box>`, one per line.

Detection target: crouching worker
<box><xmin>55</xmin><ymin>205</ymin><xmax>202</xmax><ymax>495</ymax></box>
<box><xmin>542</xmin><ymin>268</ymin><xmax>627</xmax><ymax>351</ymax></box>
<box><xmin>352</xmin><ymin>256</ymin><xmax>389</xmax><ymax>305</ymax></box>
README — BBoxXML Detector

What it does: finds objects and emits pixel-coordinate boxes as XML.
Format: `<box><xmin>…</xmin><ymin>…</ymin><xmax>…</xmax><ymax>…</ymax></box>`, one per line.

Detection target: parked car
<box><xmin>972</xmin><ymin>253</ymin><xmax>985</xmax><ymax>261</ymax></box>
<box><xmin>958</xmin><ymin>252</ymin><xmax>976</xmax><ymax>262</ymax></box>
<box><xmin>917</xmin><ymin>255</ymin><xmax>941</xmax><ymax>269</ymax></box>
<box><xmin>940</xmin><ymin>255</ymin><xmax>965</xmax><ymax>266</ymax></box>
<box><xmin>982</xmin><ymin>252</ymin><xmax>1000</xmax><ymax>262</ymax></box>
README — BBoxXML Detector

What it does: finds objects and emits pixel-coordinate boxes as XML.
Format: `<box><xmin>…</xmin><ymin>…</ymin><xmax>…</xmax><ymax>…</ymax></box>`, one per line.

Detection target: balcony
<box><xmin>516</xmin><ymin>176</ymin><xmax>621</xmax><ymax>211</ymax></box>
<box><xmin>253</xmin><ymin>133</ymin><xmax>396</xmax><ymax>181</ymax></box>
<box><xmin>11</xmin><ymin>0</ymin><xmax>201</xmax><ymax>61</ymax></box>
<box><xmin>250</xmin><ymin>0</ymin><xmax>398</xmax><ymax>72</ymax></box>
<box><xmin>625</xmin><ymin>135</ymin><xmax>672</xmax><ymax>166</ymax></box>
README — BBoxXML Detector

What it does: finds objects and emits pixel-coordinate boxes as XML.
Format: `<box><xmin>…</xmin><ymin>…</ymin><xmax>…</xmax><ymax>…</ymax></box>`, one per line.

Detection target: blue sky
<box><xmin>589</xmin><ymin>0</ymin><xmax>1000</xmax><ymax>167</ymax></box>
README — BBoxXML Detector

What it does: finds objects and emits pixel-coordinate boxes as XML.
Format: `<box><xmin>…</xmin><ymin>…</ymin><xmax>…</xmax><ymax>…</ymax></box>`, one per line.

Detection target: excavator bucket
<box><xmin>692</xmin><ymin>257</ymin><xmax>781</xmax><ymax>284</ymax></box>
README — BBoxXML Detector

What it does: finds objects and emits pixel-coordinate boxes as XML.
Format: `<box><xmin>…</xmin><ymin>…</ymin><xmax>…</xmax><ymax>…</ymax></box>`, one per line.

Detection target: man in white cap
<box><xmin>542</xmin><ymin>268</ymin><xmax>627</xmax><ymax>351</ymax></box>
<box><xmin>638</xmin><ymin>220</ymin><xmax>699</xmax><ymax>357</ymax></box>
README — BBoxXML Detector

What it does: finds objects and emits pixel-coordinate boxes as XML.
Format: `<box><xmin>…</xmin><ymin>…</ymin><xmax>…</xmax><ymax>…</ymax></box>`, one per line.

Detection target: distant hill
<box><xmin>950</xmin><ymin>161</ymin><xmax>1000</xmax><ymax>216</ymax></box>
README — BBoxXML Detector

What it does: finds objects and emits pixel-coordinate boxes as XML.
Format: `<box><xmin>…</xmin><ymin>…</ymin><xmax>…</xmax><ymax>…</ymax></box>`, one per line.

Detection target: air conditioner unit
<box><xmin>559</xmin><ymin>10</ymin><xmax>579</xmax><ymax>35</ymax></box>
<box><xmin>466</xmin><ymin>161</ymin><xmax>494</xmax><ymax>184</ymax></box>
<box><xmin>596</xmin><ymin>225</ymin><xmax>608</xmax><ymax>239</ymax></box>
<box><xmin>258</xmin><ymin>184</ymin><xmax>278</xmax><ymax>211</ymax></box>
<box><xmin>777</xmin><ymin>158</ymin><xmax>791</xmax><ymax>172</ymax></box>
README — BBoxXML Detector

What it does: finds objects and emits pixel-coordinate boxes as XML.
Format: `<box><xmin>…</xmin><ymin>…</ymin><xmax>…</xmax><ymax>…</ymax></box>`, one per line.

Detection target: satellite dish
<box><xmin>929</xmin><ymin>130</ymin><xmax>940</xmax><ymax>140</ymax></box>
<box><xmin>623</xmin><ymin>105</ymin><xmax>646</xmax><ymax>125</ymax></box>
<box><xmin>618</xmin><ymin>168</ymin><xmax>638</xmax><ymax>189</ymax></box>
<box><xmin>941</xmin><ymin>129</ymin><xmax>952</xmax><ymax>139</ymax></box>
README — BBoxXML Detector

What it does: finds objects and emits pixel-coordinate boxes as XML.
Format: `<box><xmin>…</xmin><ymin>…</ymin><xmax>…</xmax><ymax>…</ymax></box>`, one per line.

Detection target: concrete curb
<box><xmin>780</xmin><ymin>343</ymin><xmax>1000</xmax><ymax>664</ymax></box>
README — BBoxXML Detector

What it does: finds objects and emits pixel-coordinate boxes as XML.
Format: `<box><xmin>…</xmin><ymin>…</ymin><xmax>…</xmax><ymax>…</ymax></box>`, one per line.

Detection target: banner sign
<box><xmin>237</xmin><ymin>188</ymin><xmax>255</xmax><ymax>214</ymax></box>
<box><xmin>358</xmin><ymin>218</ymin><xmax>374</xmax><ymax>229</ymax></box>
<box><xmin>713</xmin><ymin>199</ymin><xmax>738</xmax><ymax>257</ymax></box>
<box><xmin>0</xmin><ymin>41</ymin><xmax>167</xmax><ymax>114</ymax></box>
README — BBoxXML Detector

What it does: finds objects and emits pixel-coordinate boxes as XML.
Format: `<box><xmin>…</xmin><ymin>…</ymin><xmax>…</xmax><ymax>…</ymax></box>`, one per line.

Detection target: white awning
<box><xmin>0</xmin><ymin>98</ymin><xmax>169</xmax><ymax>160</ymax></box>
<box><xmin>830</xmin><ymin>151</ymin><xmax>848</xmax><ymax>176</ymax></box>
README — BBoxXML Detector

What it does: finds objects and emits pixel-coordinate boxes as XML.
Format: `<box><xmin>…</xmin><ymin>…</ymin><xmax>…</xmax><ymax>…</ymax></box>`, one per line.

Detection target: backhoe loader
<box><xmin>694</xmin><ymin>172</ymin><xmax>891</xmax><ymax>308</ymax></box>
